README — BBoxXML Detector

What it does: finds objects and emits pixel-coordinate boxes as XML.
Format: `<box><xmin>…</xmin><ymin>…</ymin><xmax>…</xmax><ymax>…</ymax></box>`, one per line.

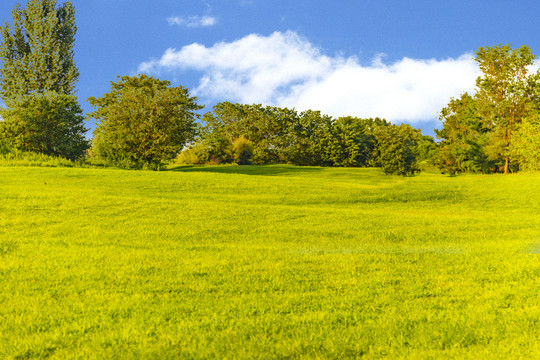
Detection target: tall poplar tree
<box><xmin>0</xmin><ymin>0</ymin><xmax>78</xmax><ymax>99</ymax></box>
<box><xmin>0</xmin><ymin>0</ymin><xmax>87</xmax><ymax>159</ymax></box>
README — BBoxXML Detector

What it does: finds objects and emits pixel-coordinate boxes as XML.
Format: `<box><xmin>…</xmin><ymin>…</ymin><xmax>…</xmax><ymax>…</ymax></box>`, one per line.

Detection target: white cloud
<box><xmin>167</xmin><ymin>15</ymin><xmax>217</xmax><ymax>28</ymax></box>
<box><xmin>139</xmin><ymin>31</ymin><xmax>480</xmax><ymax>123</ymax></box>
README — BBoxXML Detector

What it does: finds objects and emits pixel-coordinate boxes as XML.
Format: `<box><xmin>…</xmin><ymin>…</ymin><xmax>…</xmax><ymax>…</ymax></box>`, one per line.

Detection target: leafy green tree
<box><xmin>88</xmin><ymin>74</ymin><xmax>202</xmax><ymax>170</ymax></box>
<box><xmin>0</xmin><ymin>0</ymin><xmax>87</xmax><ymax>159</ymax></box>
<box><xmin>0</xmin><ymin>91</ymin><xmax>87</xmax><ymax>159</ymax></box>
<box><xmin>327</xmin><ymin>117</ymin><xmax>387</xmax><ymax>167</ymax></box>
<box><xmin>510</xmin><ymin>116</ymin><xmax>540</xmax><ymax>171</ymax></box>
<box><xmin>279</xmin><ymin>110</ymin><xmax>333</xmax><ymax>166</ymax></box>
<box><xmin>374</xmin><ymin>123</ymin><xmax>420</xmax><ymax>176</ymax></box>
<box><xmin>202</xmin><ymin>102</ymin><xmax>295</xmax><ymax>164</ymax></box>
<box><xmin>475</xmin><ymin>44</ymin><xmax>538</xmax><ymax>173</ymax></box>
<box><xmin>0</xmin><ymin>138</ymin><xmax>13</xmax><ymax>155</ymax></box>
<box><xmin>435</xmin><ymin>93</ymin><xmax>493</xmax><ymax>174</ymax></box>
<box><xmin>0</xmin><ymin>0</ymin><xmax>78</xmax><ymax>98</ymax></box>
<box><xmin>415</xmin><ymin>134</ymin><xmax>437</xmax><ymax>163</ymax></box>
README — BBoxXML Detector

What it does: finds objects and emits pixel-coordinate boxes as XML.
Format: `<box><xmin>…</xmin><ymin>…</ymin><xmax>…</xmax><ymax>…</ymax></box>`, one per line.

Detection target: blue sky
<box><xmin>1</xmin><ymin>0</ymin><xmax>540</xmax><ymax>136</ymax></box>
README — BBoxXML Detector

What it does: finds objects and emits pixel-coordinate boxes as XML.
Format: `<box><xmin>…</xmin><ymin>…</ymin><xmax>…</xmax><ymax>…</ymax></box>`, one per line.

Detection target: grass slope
<box><xmin>1</xmin><ymin>165</ymin><xmax>540</xmax><ymax>359</ymax></box>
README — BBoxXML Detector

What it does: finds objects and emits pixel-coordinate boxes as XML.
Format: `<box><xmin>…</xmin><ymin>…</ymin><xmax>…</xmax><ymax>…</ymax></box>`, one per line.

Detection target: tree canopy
<box><xmin>178</xmin><ymin>101</ymin><xmax>424</xmax><ymax>175</ymax></box>
<box><xmin>0</xmin><ymin>91</ymin><xmax>87</xmax><ymax>159</ymax></box>
<box><xmin>87</xmin><ymin>74</ymin><xmax>203</xmax><ymax>169</ymax></box>
<box><xmin>0</xmin><ymin>0</ymin><xmax>78</xmax><ymax>100</ymax></box>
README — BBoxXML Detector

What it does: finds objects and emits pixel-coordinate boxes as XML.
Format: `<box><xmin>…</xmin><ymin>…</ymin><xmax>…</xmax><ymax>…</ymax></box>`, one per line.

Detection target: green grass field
<box><xmin>2</xmin><ymin>165</ymin><xmax>540</xmax><ymax>359</ymax></box>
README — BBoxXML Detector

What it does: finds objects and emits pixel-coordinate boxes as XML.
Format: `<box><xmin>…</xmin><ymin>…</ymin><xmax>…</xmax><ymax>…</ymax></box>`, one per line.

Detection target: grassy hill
<box><xmin>1</xmin><ymin>165</ymin><xmax>540</xmax><ymax>358</ymax></box>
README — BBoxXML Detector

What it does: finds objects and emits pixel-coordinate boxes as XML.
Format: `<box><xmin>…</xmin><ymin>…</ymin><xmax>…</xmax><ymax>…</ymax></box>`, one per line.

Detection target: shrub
<box><xmin>510</xmin><ymin>120</ymin><xmax>540</xmax><ymax>171</ymax></box>
<box><xmin>176</xmin><ymin>143</ymin><xmax>211</xmax><ymax>165</ymax></box>
<box><xmin>232</xmin><ymin>137</ymin><xmax>254</xmax><ymax>165</ymax></box>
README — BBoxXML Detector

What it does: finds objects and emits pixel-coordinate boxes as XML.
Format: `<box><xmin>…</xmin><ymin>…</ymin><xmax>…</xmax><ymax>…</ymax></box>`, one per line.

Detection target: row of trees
<box><xmin>1</xmin><ymin>1</ymin><xmax>539</xmax><ymax>175</ymax></box>
<box><xmin>435</xmin><ymin>45</ymin><xmax>540</xmax><ymax>174</ymax></box>
<box><xmin>178</xmin><ymin>102</ymin><xmax>434</xmax><ymax>175</ymax></box>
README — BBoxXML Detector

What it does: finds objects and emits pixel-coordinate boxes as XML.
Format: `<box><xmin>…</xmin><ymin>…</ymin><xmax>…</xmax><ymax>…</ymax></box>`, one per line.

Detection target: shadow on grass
<box><xmin>167</xmin><ymin>164</ymin><xmax>325</xmax><ymax>177</ymax></box>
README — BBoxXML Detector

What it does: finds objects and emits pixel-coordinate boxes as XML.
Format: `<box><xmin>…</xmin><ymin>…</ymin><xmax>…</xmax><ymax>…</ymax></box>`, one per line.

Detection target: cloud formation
<box><xmin>139</xmin><ymin>31</ymin><xmax>480</xmax><ymax>123</ymax></box>
<box><xmin>167</xmin><ymin>15</ymin><xmax>217</xmax><ymax>28</ymax></box>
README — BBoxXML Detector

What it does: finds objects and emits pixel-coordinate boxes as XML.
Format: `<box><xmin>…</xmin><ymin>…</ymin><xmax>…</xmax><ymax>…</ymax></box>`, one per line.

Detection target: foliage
<box><xmin>474</xmin><ymin>44</ymin><xmax>539</xmax><ymax>173</ymax></box>
<box><xmin>176</xmin><ymin>136</ymin><xmax>253</xmax><ymax>165</ymax></box>
<box><xmin>88</xmin><ymin>74</ymin><xmax>202</xmax><ymax>170</ymax></box>
<box><xmin>510</xmin><ymin>118</ymin><xmax>540</xmax><ymax>171</ymax></box>
<box><xmin>0</xmin><ymin>147</ymin><xmax>115</xmax><ymax>168</ymax></box>
<box><xmin>326</xmin><ymin>116</ymin><xmax>388</xmax><ymax>167</ymax></box>
<box><xmin>0</xmin><ymin>147</ymin><xmax>76</xmax><ymax>167</ymax></box>
<box><xmin>202</xmin><ymin>102</ymin><xmax>293</xmax><ymax>164</ymax></box>
<box><xmin>176</xmin><ymin>142</ymin><xmax>211</xmax><ymax>165</ymax></box>
<box><xmin>0</xmin><ymin>91</ymin><xmax>88</xmax><ymax>159</ymax></box>
<box><xmin>374</xmin><ymin>123</ymin><xmax>421</xmax><ymax>175</ymax></box>
<box><xmin>200</xmin><ymin>102</ymin><xmax>423</xmax><ymax>174</ymax></box>
<box><xmin>0</xmin><ymin>140</ymin><xmax>13</xmax><ymax>155</ymax></box>
<box><xmin>436</xmin><ymin>44</ymin><xmax>540</xmax><ymax>174</ymax></box>
<box><xmin>278</xmin><ymin>109</ymin><xmax>333</xmax><ymax>166</ymax></box>
<box><xmin>435</xmin><ymin>93</ymin><xmax>494</xmax><ymax>174</ymax></box>
<box><xmin>232</xmin><ymin>136</ymin><xmax>253</xmax><ymax>165</ymax></box>
<box><xmin>205</xmin><ymin>130</ymin><xmax>235</xmax><ymax>164</ymax></box>
<box><xmin>0</xmin><ymin>0</ymin><xmax>87</xmax><ymax>160</ymax></box>
<box><xmin>2</xmin><ymin>166</ymin><xmax>540</xmax><ymax>358</ymax></box>
<box><xmin>0</xmin><ymin>0</ymin><xmax>79</xmax><ymax>99</ymax></box>
<box><xmin>415</xmin><ymin>134</ymin><xmax>437</xmax><ymax>163</ymax></box>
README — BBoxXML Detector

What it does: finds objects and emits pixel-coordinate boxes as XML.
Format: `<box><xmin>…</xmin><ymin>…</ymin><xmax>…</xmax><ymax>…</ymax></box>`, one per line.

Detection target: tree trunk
<box><xmin>504</xmin><ymin>127</ymin><xmax>510</xmax><ymax>174</ymax></box>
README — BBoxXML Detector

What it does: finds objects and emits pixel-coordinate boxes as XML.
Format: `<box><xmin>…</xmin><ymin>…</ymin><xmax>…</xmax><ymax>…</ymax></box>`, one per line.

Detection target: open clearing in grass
<box><xmin>1</xmin><ymin>165</ymin><xmax>540</xmax><ymax>358</ymax></box>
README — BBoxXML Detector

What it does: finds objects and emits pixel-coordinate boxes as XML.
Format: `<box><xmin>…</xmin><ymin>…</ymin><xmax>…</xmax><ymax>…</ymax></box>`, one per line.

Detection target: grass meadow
<box><xmin>2</xmin><ymin>164</ymin><xmax>540</xmax><ymax>359</ymax></box>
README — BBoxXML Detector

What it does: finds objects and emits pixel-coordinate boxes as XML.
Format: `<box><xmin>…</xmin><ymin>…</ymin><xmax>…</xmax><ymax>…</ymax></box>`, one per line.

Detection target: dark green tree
<box><xmin>201</xmin><ymin>102</ymin><xmax>296</xmax><ymax>164</ymax></box>
<box><xmin>0</xmin><ymin>0</ymin><xmax>78</xmax><ymax>98</ymax></box>
<box><xmin>88</xmin><ymin>74</ymin><xmax>202</xmax><ymax>170</ymax></box>
<box><xmin>0</xmin><ymin>91</ymin><xmax>87</xmax><ymax>159</ymax></box>
<box><xmin>0</xmin><ymin>0</ymin><xmax>87</xmax><ymax>159</ymax></box>
<box><xmin>435</xmin><ymin>93</ymin><xmax>493</xmax><ymax>174</ymax></box>
<box><xmin>326</xmin><ymin>117</ymin><xmax>388</xmax><ymax>167</ymax></box>
<box><xmin>280</xmin><ymin>110</ymin><xmax>333</xmax><ymax>166</ymax></box>
<box><xmin>374</xmin><ymin>123</ymin><xmax>420</xmax><ymax>176</ymax></box>
<box><xmin>195</xmin><ymin>101</ymin><xmax>431</xmax><ymax>170</ymax></box>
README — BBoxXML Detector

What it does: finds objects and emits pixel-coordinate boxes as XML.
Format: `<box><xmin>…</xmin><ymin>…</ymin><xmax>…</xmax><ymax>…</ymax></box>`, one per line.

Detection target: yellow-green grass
<box><xmin>1</xmin><ymin>165</ymin><xmax>540</xmax><ymax>359</ymax></box>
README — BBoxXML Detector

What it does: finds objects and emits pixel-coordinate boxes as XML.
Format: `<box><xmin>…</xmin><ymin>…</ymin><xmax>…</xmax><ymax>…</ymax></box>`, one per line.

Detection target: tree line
<box><xmin>1</xmin><ymin>0</ymin><xmax>539</xmax><ymax>175</ymax></box>
<box><xmin>177</xmin><ymin>102</ymin><xmax>434</xmax><ymax>175</ymax></box>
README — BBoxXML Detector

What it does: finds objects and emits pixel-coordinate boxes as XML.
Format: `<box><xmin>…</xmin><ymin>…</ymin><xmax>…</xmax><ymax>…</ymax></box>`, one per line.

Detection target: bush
<box><xmin>510</xmin><ymin>120</ymin><xmax>540</xmax><ymax>171</ymax></box>
<box><xmin>176</xmin><ymin>143</ymin><xmax>211</xmax><ymax>165</ymax></box>
<box><xmin>0</xmin><ymin>148</ymin><xmax>76</xmax><ymax>167</ymax></box>
<box><xmin>232</xmin><ymin>137</ymin><xmax>254</xmax><ymax>165</ymax></box>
